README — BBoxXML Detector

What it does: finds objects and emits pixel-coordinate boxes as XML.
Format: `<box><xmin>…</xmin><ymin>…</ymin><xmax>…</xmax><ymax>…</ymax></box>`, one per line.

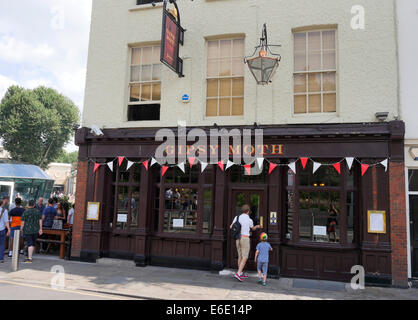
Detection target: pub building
<box><xmin>72</xmin><ymin>0</ymin><xmax>408</xmax><ymax>287</ymax></box>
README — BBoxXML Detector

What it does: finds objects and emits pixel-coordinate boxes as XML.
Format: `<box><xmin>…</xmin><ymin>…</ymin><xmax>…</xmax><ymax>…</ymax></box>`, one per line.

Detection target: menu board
<box><xmin>368</xmin><ymin>210</ymin><xmax>386</xmax><ymax>234</ymax></box>
<box><xmin>86</xmin><ymin>202</ymin><xmax>100</xmax><ymax>221</ymax></box>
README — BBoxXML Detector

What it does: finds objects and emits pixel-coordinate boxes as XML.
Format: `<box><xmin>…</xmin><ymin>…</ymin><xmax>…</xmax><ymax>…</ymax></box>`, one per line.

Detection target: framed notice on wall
<box><xmin>86</xmin><ymin>202</ymin><xmax>100</xmax><ymax>221</ymax></box>
<box><xmin>367</xmin><ymin>210</ymin><xmax>386</xmax><ymax>234</ymax></box>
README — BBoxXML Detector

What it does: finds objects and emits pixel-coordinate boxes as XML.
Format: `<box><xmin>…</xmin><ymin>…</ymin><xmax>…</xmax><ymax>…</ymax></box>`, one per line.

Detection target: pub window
<box><xmin>157</xmin><ymin>165</ymin><xmax>214</xmax><ymax>234</ymax></box>
<box><xmin>293</xmin><ymin>29</ymin><xmax>337</xmax><ymax>114</ymax></box>
<box><xmin>206</xmin><ymin>38</ymin><xmax>245</xmax><ymax>117</ymax></box>
<box><xmin>285</xmin><ymin>160</ymin><xmax>358</xmax><ymax>245</ymax></box>
<box><xmin>409</xmin><ymin>170</ymin><xmax>418</xmax><ymax>192</ymax></box>
<box><xmin>128</xmin><ymin>45</ymin><xmax>161</xmax><ymax>121</ymax></box>
<box><xmin>137</xmin><ymin>0</ymin><xmax>163</xmax><ymax>5</ymax></box>
<box><xmin>112</xmin><ymin>161</ymin><xmax>142</xmax><ymax>230</ymax></box>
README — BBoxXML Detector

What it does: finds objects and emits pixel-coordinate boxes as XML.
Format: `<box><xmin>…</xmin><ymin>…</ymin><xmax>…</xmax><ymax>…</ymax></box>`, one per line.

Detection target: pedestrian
<box><xmin>230</xmin><ymin>204</ymin><xmax>261</xmax><ymax>282</ymax></box>
<box><xmin>42</xmin><ymin>198</ymin><xmax>58</xmax><ymax>229</ymax></box>
<box><xmin>0</xmin><ymin>200</ymin><xmax>10</xmax><ymax>263</ymax></box>
<box><xmin>8</xmin><ymin>197</ymin><xmax>25</xmax><ymax>257</ymax></box>
<box><xmin>254</xmin><ymin>232</ymin><xmax>273</xmax><ymax>286</ymax></box>
<box><xmin>67</xmin><ymin>204</ymin><xmax>75</xmax><ymax>225</ymax></box>
<box><xmin>20</xmin><ymin>200</ymin><xmax>43</xmax><ymax>263</ymax></box>
<box><xmin>35</xmin><ymin>198</ymin><xmax>45</xmax><ymax>214</ymax></box>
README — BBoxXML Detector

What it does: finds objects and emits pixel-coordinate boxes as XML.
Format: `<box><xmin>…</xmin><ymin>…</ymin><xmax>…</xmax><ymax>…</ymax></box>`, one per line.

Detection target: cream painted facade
<box><xmin>82</xmin><ymin>0</ymin><xmax>399</xmax><ymax>129</ymax></box>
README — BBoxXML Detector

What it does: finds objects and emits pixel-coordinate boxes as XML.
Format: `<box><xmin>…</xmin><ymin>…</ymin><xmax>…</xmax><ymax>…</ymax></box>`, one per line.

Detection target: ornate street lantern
<box><xmin>245</xmin><ymin>24</ymin><xmax>281</xmax><ymax>85</ymax></box>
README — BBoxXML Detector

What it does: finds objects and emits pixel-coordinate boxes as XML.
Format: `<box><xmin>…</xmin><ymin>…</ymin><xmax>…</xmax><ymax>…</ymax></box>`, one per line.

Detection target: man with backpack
<box><xmin>230</xmin><ymin>204</ymin><xmax>261</xmax><ymax>282</ymax></box>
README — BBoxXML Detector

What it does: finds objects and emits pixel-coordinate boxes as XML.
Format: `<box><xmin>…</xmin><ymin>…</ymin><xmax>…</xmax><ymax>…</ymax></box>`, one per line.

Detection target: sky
<box><xmin>0</xmin><ymin>0</ymin><xmax>92</xmax><ymax>152</ymax></box>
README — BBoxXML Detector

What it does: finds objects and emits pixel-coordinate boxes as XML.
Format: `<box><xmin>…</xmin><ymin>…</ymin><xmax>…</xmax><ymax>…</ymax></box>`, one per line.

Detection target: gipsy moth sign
<box><xmin>160</xmin><ymin>0</ymin><xmax>184</xmax><ymax>77</ymax></box>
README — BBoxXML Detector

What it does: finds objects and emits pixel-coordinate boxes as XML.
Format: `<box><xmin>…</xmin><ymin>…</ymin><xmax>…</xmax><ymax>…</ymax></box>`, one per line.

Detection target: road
<box><xmin>0</xmin><ymin>280</ymin><xmax>134</xmax><ymax>300</ymax></box>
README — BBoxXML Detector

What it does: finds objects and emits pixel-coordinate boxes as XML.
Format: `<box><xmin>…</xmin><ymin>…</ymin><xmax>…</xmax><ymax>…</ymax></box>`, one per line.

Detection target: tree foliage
<box><xmin>54</xmin><ymin>150</ymin><xmax>78</xmax><ymax>164</ymax></box>
<box><xmin>0</xmin><ymin>86</ymin><xmax>80</xmax><ymax>169</ymax></box>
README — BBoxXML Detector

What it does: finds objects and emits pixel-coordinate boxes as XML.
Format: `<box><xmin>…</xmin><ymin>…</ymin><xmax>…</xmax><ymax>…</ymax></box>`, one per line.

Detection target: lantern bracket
<box><xmin>244</xmin><ymin>23</ymin><xmax>282</xmax><ymax>63</ymax></box>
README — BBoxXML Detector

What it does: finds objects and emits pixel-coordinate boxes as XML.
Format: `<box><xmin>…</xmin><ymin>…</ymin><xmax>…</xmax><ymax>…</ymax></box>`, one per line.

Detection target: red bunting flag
<box><xmin>142</xmin><ymin>160</ymin><xmax>149</xmax><ymax>171</ymax></box>
<box><xmin>162</xmin><ymin>166</ymin><xmax>169</xmax><ymax>177</ymax></box>
<box><xmin>333</xmin><ymin>162</ymin><xmax>341</xmax><ymax>175</ymax></box>
<box><xmin>244</xmin><ymin>164</ymin><xmax>252</xmax><ymax>175</ymax></box>
<box><xmin>118</xmin><ymin>157</ymin><xmax>124</xmax><ymax>167</ymax></box>
<box><xmin>218</xmin><ymin>161</ymin><xmax>225</xmax><ymax>172</ymax></box>
<box><xmin>361</xmin><ymin>164</ymin><xmax>369</xmax><ymax>176</ymax></box>
<box><xmin>188</xmin><ymin>157</ymin><xmax>196</xmax><ymax>169</ymax></box>
<box><xmin>269</xmin><ymin>163</ymin><xmax>278</xmax><ymax>174</ymax></box>
<box><xmin>300</xmin><ymin>158</ymin><xmax>309</xmax><ymax>170</ymax></box>
<box><xmin>94</xmin><ymin>163</ymin><xmax>101</xmax><ymax>173</ymax></box>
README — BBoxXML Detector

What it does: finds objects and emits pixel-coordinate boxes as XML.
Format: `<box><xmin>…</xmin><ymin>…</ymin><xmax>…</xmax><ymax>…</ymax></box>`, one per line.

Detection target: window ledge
<box><xmin>129</xmin><ymin>3</ymin><xmax>163</xmax><ymax>12</ymax></box>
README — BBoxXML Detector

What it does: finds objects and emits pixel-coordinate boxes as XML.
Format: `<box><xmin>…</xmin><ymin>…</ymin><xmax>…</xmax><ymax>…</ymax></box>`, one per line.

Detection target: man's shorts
<box><xmin>236</xmin><ymin>237</ymin><xmax>250</xmax><ymax>260</ymax></box>
<box><xmin>10</xmin><ymin>226</ymin><xmax>22</xmax><ymax>239</ymax></box>
<box><xmin>24</xmin><ymin>234</ymin><xmax>38</xmax><ymax>247</ymax></box>
<box><xmin>257</xmin><ymin>261</ymin><xmax>269</xmax><ymax>275</ymax></box>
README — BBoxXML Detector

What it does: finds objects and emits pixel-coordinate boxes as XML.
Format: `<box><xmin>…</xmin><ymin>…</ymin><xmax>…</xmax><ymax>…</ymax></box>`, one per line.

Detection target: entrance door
<box><xmin>228</xmin><ymin>190</ymin><xmax>266</xmax><ymax>270</ymax></box>
<box><xmin>410</xmin><ymin>195</ymin><xmax>418</xmax><ymax>278</ymax></box>
<box><xmin>0</xmin><ymin>182</ymin><xmax>14</xmax><ymax>206</ymax></box>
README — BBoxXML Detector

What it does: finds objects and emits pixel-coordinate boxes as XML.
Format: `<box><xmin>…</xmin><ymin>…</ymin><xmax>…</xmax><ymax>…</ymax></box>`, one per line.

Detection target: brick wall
<box><xmin>71</xmin><ymin>161</ymin><xmax>89</xmax><ymax>258</ymax></box>
<box><xmin>389</xmin><ymin>161</ymin><xmax>408</xmax><ymax>287</ymax></box>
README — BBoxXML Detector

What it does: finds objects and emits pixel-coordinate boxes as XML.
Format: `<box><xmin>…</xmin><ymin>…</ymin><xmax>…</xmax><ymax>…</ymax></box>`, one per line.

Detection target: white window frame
<box><xmin>292</xmin><ymin>28</ymin><xmax>338</xmax><ymax>116</ymax></box>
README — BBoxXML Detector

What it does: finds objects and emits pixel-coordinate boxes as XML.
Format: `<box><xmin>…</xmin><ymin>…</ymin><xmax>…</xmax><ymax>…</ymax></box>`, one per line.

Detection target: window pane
<box><xmin>232</xmin><ymin>98</ymin><xmax>244</xmax><ymax>116</ymax></box>
<box><xmin>152</xmin><ymin>46</ymin><xmax>161</xmax><ymax>64</ymax></box>
<box><xmin>294</xmin><ymin>33</ymin><xmax>306</xmax><ymax>52</ymax></box>
<box><xmin>219</xmin><ymin>78</ymin><xmax>231</xmax><ymax>97</ymax></box>
<box><xmin>220</xmin><ymin>39</ymin><xmax>232</xmax><ymax>58</ymax></box>
<box><xmin>323</xmin><ymin>93</ymin><xmax>336</xmax><ymax>112</ymax></box>
<box><xmin>308</xmin><ymin>51</ymin><xmax>321</xmax><ymax>71</ymax></box>
<box><xmin>207</xmin><ymin>79</ymin><xmax>218</xmax><ymax>97</ymax></box>
<box><xmin>232</xmin><ymin>39</ymin><xmax>244</xmax><ymax>57</ymax></box>
<box><xmin>131</xmin><ymin>48</ymin><xmax>141</xmax><ymax>65</ymax></box>
<box><xmin>141</xmin><ymin>65</ymin><xmax>152</xmax><ymax>82</ymax></box>
<box><xmin>207</xmin><ymin>41</ymin><xmax>218</xmax><ymax>59</ymax></box>
<box><xmin>130</xmin><ymin>85</ymin><xmax>140</xmax><ymax>102</ymax></box>
<box><xmin>323</xmin><ymin>72</ymin><xmax>336</xmax><ymax>91</ymax></box>
<box><xmin>308</xmin><ymin>73</ymin><xmax>321</xmax><ymax>92</ymax></box>
<box><xmin>131</xmin><ymin>66</ymin><xmax>141</xmax><ymax>82</ymax></box>
<box><xmin>152</xmin><ymin>83</ymin><xmax>161</xmax><ymax>101</ymax></box>
<box><xmin>294</xmin><ymin>95</ymin><xmax>306</xmax><ymax>114</ymax></box>
<box><xmin>141</xmin><ymin>84</ymin><xmax>151</xmax><ymax>101</ymax></box>
<box><xmin>152</xmin><ymin>64</ymin><xmax>161</xmax><ymax>81</ymax></box>
<box><xmin>308</xmin><ymin>94</ymin><xmax>321</xmax><ymax>113</ymax></box>
<box><xmin>322</xmin><ymin>30</ymin><xmax>335</xmax><ymax>50</ymax></box>
<box><xmin>202</xmin><ymin>189</ymin><xmax>213</xmax><ymax>234</ymax></box>
<box><xmin>347</xmin><ymin>191</ymin><xmax>355</xmax><ymax>244</ymax></box>
<box><xmin>163</xmin><ymin>188</ymin><xmax>198</xmax><ymax>233</ymax></box>
<box><xmin>142</xmin><ymin>47</ymin><xmax>153</xmax><ymax>65</ymax></box>
<box><xmin>286</xmin><ymin>190</ymin><xmax>295</xmax><ymax>240</ymax></box>
<box><xmin>294</xmin><ymin>74</ymin><xmax>306</xmax><ymax>93</ymax></box>
<box><xmin>116</xmin><ymin>186</ymin><xmax>129</xmax><ymax>230</ymax></box>
<box><xmin>232</xmin><ymin>57</ymin><xmax>244</xmax><ymax>76</ymax></box>
<box><xmin>323</xmin><ymin>50</ymin><xmax>336</xmax><ymax>70</ymax></box>
<box><xmin>308</xmin><ymin>32</ymin><xmax>321</xmax><ymax>51</ymax></box>
<box><xmin>294</xmin><ymin>52</ymin><xmax>306</xmax><ymax>72</ymax></box>
<box><xmin>206</xmin><ymin>99</ymin><xmax>218</xmax><ymax>116</ymax></box>
<box><xmin>232</xmin><ymin>78</ymin><xmax>244</xmax><ymax>96</ymax></box>
<box><xmin>130</xmin><ymin>186</ymin><xmax>140</xmax><ymax>227</ymax></box>
<box><xmin>219</xmin><ymin>58</ymin><xmax>231</xmax><ymax>76</ymax></box>
<box><xmin>207</xmin><ymin>59</ymin><xmax>218</xmax><ymax>77</ymax></box>
<box><xmin>219</xmin><ymin>98</ymin><xmax>231</xmax><ymax>116</ymax></box>
<box><xmin>408</xmin><ymin>170</ymin><xmax>418</xmax><ymax>192</ymax></box>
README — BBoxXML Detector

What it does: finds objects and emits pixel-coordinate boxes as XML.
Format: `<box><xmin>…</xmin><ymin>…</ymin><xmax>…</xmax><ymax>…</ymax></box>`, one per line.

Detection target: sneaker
<box><xmin>0</xmin><ymin>260</ymin><xmax>4</xmax><ymax>263</ymax></box>
<box><xmin>19</xmin><ymin>250</ymin><xmax>24</xmax><ymax>255</ymax></box>
<box><xmin>8</xmin><ymin>251</ymin><xmax>12</xmax><ymax>257</ymax></box>
<box><xmin>24</xmin><ymin>259</ymin><xmax>32</xmax><ymax>264</ymax></box>
<box><xmin>262</xmin><ymin>282</ymin><xmax>267</xmax><ymax>286</ymax></box>
<box><xmin>258</xmin><ymin>279</ymin><xmax>263</xmax><ymax>284</ymax></box>
<box><xmin>240</xmin><ymin>273</ymin><xmax>249</xmax><ymax>279</ymax></box>
<box><xmin>234</xmin><ymin>272</ymin><xmax>244</xmax><ymax>282</ymax></box>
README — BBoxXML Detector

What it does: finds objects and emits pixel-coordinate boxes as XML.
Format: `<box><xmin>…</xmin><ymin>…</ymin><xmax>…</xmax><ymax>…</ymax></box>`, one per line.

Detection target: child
<box><xmin>254</xmin><ymin>232</ymin><xmax>273</xmax><ymax>286</ymax></box>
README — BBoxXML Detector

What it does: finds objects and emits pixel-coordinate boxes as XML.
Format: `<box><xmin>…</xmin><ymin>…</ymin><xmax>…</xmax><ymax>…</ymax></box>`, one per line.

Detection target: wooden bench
<box><xmin>36</xmin><ymin>228</ymin><xmax>72</xmax><ymax>260</ymax></box>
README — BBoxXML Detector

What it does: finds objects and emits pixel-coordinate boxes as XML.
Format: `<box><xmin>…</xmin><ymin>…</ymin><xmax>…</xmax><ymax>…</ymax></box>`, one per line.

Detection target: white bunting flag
<box><xmin>127</xmin><ymin>161</ymin><xmax>134</xmax><ymax>170</ymax></box>
<box><xmin>313</xmin><ymin>161</ymin><xmax>321</xmax><ymax>174</ymax></box>
<box><xmin>201</xmin><ymin>162</ymin><xmax>208</xmax><ymax>173</ymax></box>
<box><xmin>107</xmin><ymin>161</ymin><xmax>114</xmax><ymax>172</ymax></box>
<box><xmin>226</xmin><ymin>160</ymin><xmax>235</xmax><ymax>170</ymax></box>
<box><xmin>151</xmin><ymin>157</ymin><xmax>158</xmax><ymax>167</ymax></box>
<box><xmin>177</xmin><ymin>162</ymin><xmax>185</xmax><ymax>173</ymax></box>
<box><xmin>288</xmin><ymin>161</ymin><xmax>296</xmax><ymax>174</ymax></box>
<box><xmin>380</xmin><ymin>159</ymin><xmax>388</xmax><ymax>172</ymax></box>
<box><xmin>346</xmin><ymin>157</ymin><xmax>354</xmax><ymax>171</ymax></box>
<box><xmin>256</xmin><ymin>157</ymin><xmax>264</xmax><ymax>170</ymax></box>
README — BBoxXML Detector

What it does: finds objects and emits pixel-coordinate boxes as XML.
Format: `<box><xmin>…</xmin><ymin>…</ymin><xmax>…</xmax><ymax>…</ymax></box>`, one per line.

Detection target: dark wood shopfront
<box><xmin>74</xmin><ymin>121</ymin><xmax>406</xmax><ymax>284</ymax></box>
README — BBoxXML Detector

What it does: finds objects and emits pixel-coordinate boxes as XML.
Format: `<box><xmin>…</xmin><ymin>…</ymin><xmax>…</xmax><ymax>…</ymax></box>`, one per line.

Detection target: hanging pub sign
<box><xmin>161</xmin><ymin>0</ymin><xmax>185</xmax><ymax>77</ymax></box>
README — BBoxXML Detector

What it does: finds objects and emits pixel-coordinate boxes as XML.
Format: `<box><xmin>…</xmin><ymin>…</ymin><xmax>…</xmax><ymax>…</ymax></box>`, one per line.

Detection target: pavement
<box><xmin>0</xmin><ymin>254</ymin><xmax>417</xmax><ymax>300</ymax></box>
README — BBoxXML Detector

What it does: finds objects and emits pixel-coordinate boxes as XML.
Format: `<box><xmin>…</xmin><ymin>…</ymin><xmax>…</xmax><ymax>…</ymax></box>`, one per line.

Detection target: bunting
<box><xmin>201</xmin><ymin>161</ymin><xmax>208</xmax><ymax>173</ymax></box>
<box><xmin>127</xmin><ymin>161</ymin><xmax>134</xmax><ymax>171</ymax></box>
<box><xmin>177</xmin><ymin>162</ymin><xmax>185</xmax><ymax>173</ymax></box>
<box><xmin>256</xmin><ymin>157</ymin><xmax>264</xmax><ymax>170</ymax></box>
<box><xmin>269</xmin><ymin>163</ymin><xmax>278</xmax><ymax>174</ymax></box>
<box><xmin>244</xmin><ymin>164</ymin><xmax>252</xmax><ymax>175</ymax></box>
<box><xmin>118</xmin><ymin>156</ymin><xmax>124</xmax><ymax>167</ymax></box>
<box><xmin>188</xmin><ymin>157</ymin><xmax>196</xmax><ymax>169</ymax></box>
<box><xmin>361</xmin><ymin>164</ymin><xmax>369</xmax><ymax>176</ymax></box>
<box><xmin>346</xmin><ymin>157</ymin><xmax>354</xmax><ymax>171</ymax></box>
<box><xmin>162</xmin><ymin>166</ymin><xmax>169</xmax><ymax>177</ymax></box>
<box><xmin>107</xmin><ymin>161</ymin><xmax>114</xmax><ymax>172</ymax></box>
<box><xmin>218</xmin><ymin>161</ymin><xmax>225</xmax><ymax>172</ymax></box>
<box><xmin>300</xmin><ymin>157</ymin><xmax>309</xmax><ymax>170</ymax></box>
<box><xmin>333</xmin><ymin>162</ymin><xmax>341</xmax><ymax>175</ymax></box>
<box><xmin>313</xmin><ymin>161</ymin><xmax>321</xmax><ymax>174</ymax></box>
<box><xmin>142</xmin><ymin>160</ymin><xmax>149</xmax><ymax>171</ymax></box>
<box><xmin>226</xmin><ymin>160</ymin><xmax>235</xmax><ymax>171</ymax></box>
<box><xmin>94</xmin><ymin>163</ymin><xmax>101</xmax><ymax>173</ymax></box>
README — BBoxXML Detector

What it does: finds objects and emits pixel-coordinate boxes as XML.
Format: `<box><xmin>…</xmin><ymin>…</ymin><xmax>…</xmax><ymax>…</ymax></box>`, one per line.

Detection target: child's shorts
<box><xmin>257</xmin><ymin>261</ymin><xmax>268</xmax><ymax>275</ymax></box>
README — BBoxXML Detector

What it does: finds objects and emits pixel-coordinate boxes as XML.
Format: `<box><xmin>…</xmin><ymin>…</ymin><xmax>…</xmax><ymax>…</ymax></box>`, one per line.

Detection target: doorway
<box><xmin>0</xmin><ymin>182</ymin><xmax>14</xmax><ymax>205</ymax></box>
<box><xmin>228</xmin><ymin>189</ymin><xmax>266</xmax><ymax>270</ymax></box>
<box><xmin>410</xmin><ymin>195</ymin><xmax>418</xmax><ymax>278</ymax></box>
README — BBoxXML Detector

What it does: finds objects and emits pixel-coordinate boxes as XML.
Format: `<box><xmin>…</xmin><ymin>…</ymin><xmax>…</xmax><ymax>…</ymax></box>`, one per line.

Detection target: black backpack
<box><xmin>231</xmin><ymin>214</ymin><xmax>242</xmax><ymax>239</ymax></box>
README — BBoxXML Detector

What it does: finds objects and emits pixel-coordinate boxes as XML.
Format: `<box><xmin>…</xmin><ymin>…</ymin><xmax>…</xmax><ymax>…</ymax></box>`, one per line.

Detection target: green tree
<box><xmin>55</xmin><ymin>150</ymin><xmax>78</xmax><ymax>164</ymax></box>
<box><xmin>0</xmin><ymin>86</ymin><xmax>80</xmax><ymax>169</ymax></box>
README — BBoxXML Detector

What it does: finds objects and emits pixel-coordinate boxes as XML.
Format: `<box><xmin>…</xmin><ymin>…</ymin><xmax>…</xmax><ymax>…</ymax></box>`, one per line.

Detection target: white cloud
<box><xmin>0</xmin><ymin>74</ymin><xmax>17</xmax><ymax>100</ymax></box>
<box><xmin>0</xmin><ymin>35</ymin><xmax>55</xmax><ymax>63</ymax></box>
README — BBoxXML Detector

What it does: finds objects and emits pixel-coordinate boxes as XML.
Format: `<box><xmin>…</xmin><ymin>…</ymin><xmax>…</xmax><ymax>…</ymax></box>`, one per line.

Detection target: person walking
<box><xmin>254</xmin><ymin>232</ymin><xmax>273</xmax><ymax>286</ymax></box>
<box><xmin>20</xmin><ymin>200</ymin><xmax>43</xmax><ymax>263</ymax></box>
<box><xmin>35</xmin><ymin>198</ymin><xmax>45</xmax><ymax>214</ymax></box>
<box><xmin>0</xmin><ymin>200</ymin><xmax>10</xmax><ymax>263</ymax></box>
<box><xmin>8</xmin><ymin>198</ymin><xmax>25</xmax><ymax>257</ymax></box>
<box><xmin>230</xmin><ymin>204</ymin><xmax>261</xmax><ymax>282</ymax></box>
